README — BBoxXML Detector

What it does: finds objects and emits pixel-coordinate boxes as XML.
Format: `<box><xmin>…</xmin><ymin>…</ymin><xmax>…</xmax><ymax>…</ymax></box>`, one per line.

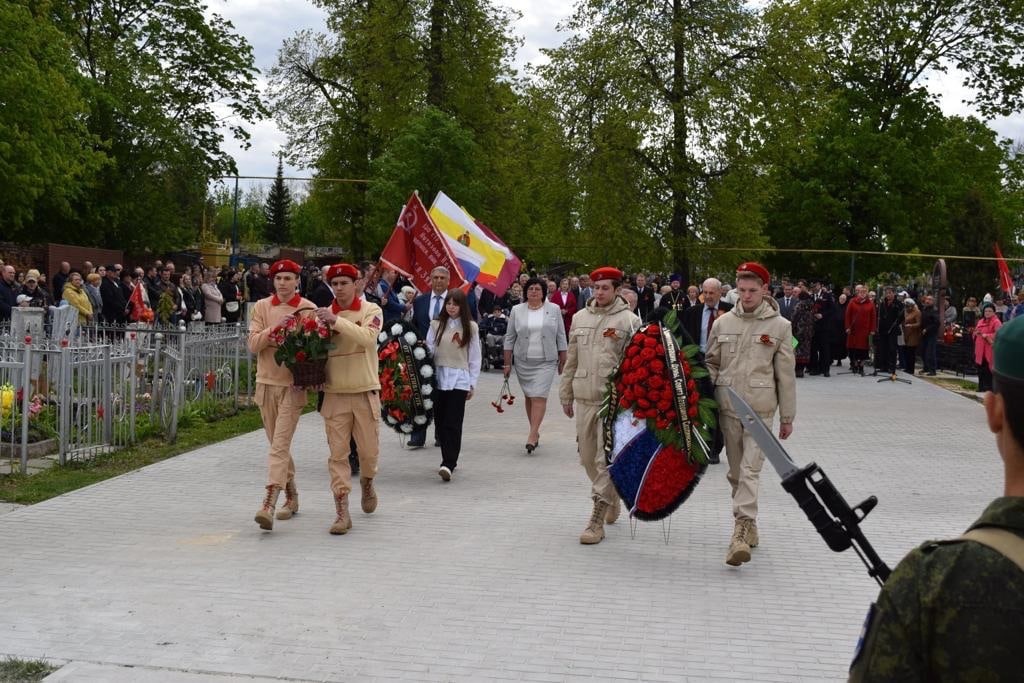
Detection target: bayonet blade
<box><xmin>725</xmin><ymin>387</ymin><xmax>799</xmax><ymax>480</ymax></box>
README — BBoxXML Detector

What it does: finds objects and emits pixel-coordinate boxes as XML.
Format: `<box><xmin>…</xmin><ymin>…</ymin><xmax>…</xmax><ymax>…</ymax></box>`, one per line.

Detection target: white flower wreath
<box><xmin>378</xmin><ymin>320</ymin><xmax>436</xmax><ymax>438</ymax></box>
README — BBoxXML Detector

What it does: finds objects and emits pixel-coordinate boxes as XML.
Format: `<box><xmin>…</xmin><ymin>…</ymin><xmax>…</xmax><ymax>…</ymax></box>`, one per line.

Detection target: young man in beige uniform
<box><xmin>560</xmin><ymin>266</ymin><xmax>641</xmax><ymax>545</ymax></box>
<box><xmin>248</xmin><ymin>259</ymin><xmax>315</xmax><ymax>530</ymax></box>
<box><xmin>706</xmin><ymin>262</ymin><xmax>796</xmax><ymax>566</ymax></box>
<box><xmin>315</xmin><ymin>263</ymin><xmax>384</xmax><ymax>535</ymax></box>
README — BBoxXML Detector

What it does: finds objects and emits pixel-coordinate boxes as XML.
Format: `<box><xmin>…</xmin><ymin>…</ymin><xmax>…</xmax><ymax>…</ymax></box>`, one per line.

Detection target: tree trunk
<box><xmin>670</xmin><ymin>0</ymin><xmax>692</xmax><ymax>285</ymax></box>
<box><xmin>426</xmin><ymin>0</ymin><xmax>447</xmax><ymax>108</ymax></box>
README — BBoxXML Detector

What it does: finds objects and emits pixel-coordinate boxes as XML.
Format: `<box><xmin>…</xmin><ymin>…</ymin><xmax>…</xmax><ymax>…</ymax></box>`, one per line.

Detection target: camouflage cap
<box><xmin>994</xmin><ymin>315</ymin><xmax>1024</xmax><ymax>382</ymax></box>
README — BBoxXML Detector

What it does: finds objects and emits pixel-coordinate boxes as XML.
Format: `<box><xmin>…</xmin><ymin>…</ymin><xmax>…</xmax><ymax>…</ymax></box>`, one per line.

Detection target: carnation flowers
<box><xmin>491</xmin><ymin>378</ymin><xmax>516</xmax><ymax>413</ymax></box>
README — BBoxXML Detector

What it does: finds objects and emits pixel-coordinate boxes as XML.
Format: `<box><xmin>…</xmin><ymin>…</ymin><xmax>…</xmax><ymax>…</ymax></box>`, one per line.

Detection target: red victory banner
<box><xmin>380</xmin><ymin>192</ymin><xmax>466</xmax><ymax>293</ymax></box>
<box><xmin>995</xmin><ymin>243</ymin><xmax>1014</xmax><ymax>294</ymax></box>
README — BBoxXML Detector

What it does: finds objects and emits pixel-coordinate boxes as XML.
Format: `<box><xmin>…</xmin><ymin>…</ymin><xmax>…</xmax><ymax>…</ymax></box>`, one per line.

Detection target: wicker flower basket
<box><xmin>291</xmin><ymin>357</ymin><xmax>328</xmax><ymax>388</ymax></box>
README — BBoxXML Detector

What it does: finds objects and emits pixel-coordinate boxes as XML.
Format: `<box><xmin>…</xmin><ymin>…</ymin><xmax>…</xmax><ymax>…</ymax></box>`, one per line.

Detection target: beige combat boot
<box><xmin>359</xmin><ymin>477</ymin><xmax>378</xmax><ymax>514</ymax></box>
<box><xmin>580</xmin><ymin>500</ymin><xmax>610</xmax><ymax>545</ymax></box>
<box><xmin>276</xmin><ymin>479</ymin><xmax>299</xmax><ymax>520</ymax></box>
<box><xmin>254</xmin><ymin>484</ymin><xmax>282</xmax><ymax>530</ymax></box>
<box><xmin>747</xmin><ymin>519</ymin><xmax>759</xmax><ymax>548</ymax></box>
<box><xmin>605</xmin><ymin>497</ymin><xmax>621</xmax><ymax>525</ymax></box>
<box><xmin>329</xmin><ymin>493</ymin><xmax>353</xmax><ymax>535</ymax></box>
<box><xmin>725</xmin><ymin>519</ymin><xmax>752</xmax><ymax>566</ymax></box>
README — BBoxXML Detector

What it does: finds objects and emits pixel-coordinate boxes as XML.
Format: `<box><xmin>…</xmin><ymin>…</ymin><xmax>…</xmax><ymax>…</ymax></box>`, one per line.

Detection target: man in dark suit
<box><xmin>632</xmin><ymin>272</ymin><xmax>656</xmax><ymax>321</ymax></box>
<box><xmin>679</xmin><ymin>276</ymin><xmax>732</xmax><ymax>466</ymax></box>
<box><xmin>308</xmin><ymin>266</ymin><xmax>334</xmax><ymax>307</ymax></box>
<box><xmin>412</xmin><ymin>266</ymin><xmax>452</xmax><ymax>338</ymax></box>
<box><xmin>682</xmin><ymin>277</ymin><xmax>733</xmax><ymax>354</ymax></box>
<box><xmin>100</xmin><ymin>265</ymin><xmax>128</xmax><ymax>325</ymax></box>
<box><xmin>778</xmin><ymin>283</ymin><xmax>796</xmax><ymax>321</ymax></box>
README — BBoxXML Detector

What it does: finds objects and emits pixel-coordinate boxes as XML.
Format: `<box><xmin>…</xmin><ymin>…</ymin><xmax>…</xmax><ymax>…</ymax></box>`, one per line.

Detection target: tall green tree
<box><xmin>44</xmin><ymin>0</ymin><xmax>265</xmax><ymax>250</ymax></box>
<box><xmin>758</xmin><ymin>0</ymin><xmax>1024</xmax><ymax>282</ymax></box>
<box><xmin>268</xmin><ymin>0</ymin><xmax>524</xmax><ymax>260</ymax></box>
<box><xmin>0</xmin><ymin>1</ymin><xmax>102</xmax><ymax>236</ymax></box>
<box><xmin>538</xmin><ymin>0</ymin><xmax>768</xmax><ymax>282</ymax></box>
<box><xmin>264</xmin><ymin>156</ymin><xmax>293</xmax><ymax>244</ymax></box>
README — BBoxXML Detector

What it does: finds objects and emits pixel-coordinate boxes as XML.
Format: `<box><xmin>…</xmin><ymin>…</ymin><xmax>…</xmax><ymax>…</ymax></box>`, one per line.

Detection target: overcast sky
<box><xmin>208</xmin><ymin>0</ymin><xmax>1024</xmax><ymax>182</ymax></box>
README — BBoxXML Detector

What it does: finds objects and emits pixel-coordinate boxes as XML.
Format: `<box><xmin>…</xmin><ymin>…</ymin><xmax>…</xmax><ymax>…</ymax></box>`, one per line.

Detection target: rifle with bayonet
<box><xmin>725</xmin><ymin>388</ymin><xmax>891</xmax><ymax>586</ymax></box>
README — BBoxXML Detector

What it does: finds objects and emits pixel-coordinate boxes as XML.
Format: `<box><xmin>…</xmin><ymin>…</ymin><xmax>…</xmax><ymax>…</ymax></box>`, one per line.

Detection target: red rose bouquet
<box><xmin>270</xmin><ymin>312</ymin><xmax>335</xmax><ymax>387</ymax></box>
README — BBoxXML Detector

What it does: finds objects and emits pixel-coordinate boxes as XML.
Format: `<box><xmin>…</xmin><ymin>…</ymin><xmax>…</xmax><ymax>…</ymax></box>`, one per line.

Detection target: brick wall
<box><xmin>45</xmin><ymin>243</ymin><xmax>124</xmax><ymax>280</ymax></box>
<box><xmin>0</xmin><ymin>242</ymin><xmax>47</xmax><ymax>274</ymax></box>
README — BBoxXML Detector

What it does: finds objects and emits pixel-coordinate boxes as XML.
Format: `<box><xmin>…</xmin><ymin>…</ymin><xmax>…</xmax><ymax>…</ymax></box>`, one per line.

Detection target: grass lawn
<box><xmin>0</xmin><ymin>657</ymin><xmax>57</xmax><ymax>682</ymax></box>
<box><xmin>0</xmin><ymin>407</ymin><xmax>264</xmax><ymax>506</ymax></box>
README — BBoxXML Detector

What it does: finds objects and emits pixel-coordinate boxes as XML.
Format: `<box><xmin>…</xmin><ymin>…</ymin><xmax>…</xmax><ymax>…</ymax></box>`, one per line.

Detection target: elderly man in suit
<box><xmin>682</xmin><ymin>277</ymin><xmax>734</xmax><ymax>354</ymax></box>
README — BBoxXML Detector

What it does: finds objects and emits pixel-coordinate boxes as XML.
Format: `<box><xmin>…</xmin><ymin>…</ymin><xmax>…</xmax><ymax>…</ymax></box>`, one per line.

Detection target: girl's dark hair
<box><xmin>523</xmin><ymin>277</ymin><xmax>546</xmax><ymax>297</ymax></box>
<box><xmin>439</xmin><ymin>288</ymin><xmax>473</xmax><ymax>348</ymax></box>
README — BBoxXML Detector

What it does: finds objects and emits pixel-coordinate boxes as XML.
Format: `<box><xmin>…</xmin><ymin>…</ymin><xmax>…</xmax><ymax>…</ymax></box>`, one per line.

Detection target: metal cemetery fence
<box><xmin>2</xmin><ymin>312</ymin><xmax>251</xmax><ymax>475</ymax></box>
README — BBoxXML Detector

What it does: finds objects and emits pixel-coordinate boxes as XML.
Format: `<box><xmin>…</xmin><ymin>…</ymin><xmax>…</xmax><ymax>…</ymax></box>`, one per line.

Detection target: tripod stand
<box><xmin>877</xmin><ymin>371</ymin><xmax>912</xmax><ymax>385</ymax></box>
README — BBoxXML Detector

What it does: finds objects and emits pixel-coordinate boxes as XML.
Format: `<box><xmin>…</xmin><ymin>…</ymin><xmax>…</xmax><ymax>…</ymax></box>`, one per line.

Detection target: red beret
<box><xmin>737</xmin><ymin>261</ymin><xmax>770</xmax><ymax>285</ymax></box>
<box><xmin>589</xmin><ymin>266</ymin><xmax>623</xmax><ymax>284</ymax></box>
<box><xmin>326</xmin><ymin>263</ymin><xmax>360</xmax><ymax>281</ymax></box>
<box><xmin>269</xmin><ymin>259</ymin><xmax>301</xmax><ymax>276</ymax></box>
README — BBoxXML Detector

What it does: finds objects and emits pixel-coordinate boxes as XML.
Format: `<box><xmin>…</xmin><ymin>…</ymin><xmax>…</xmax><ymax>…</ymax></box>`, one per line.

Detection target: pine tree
<box><xmin>264</xmin><ymin>154</ymin><xmax>292</xmax><ymax>244</ymax></box>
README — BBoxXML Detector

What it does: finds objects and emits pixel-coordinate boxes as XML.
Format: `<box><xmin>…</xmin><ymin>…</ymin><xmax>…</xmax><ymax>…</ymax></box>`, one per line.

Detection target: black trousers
<box><xmin>978</xmin><ymin>359</ymin><xmax>993</xmax><ymax>392</ymax></box>
<box><xmin>811</xmin><ymin>331</ymin><xmax>832</xmax><ymax>374</ymax></box>
<box><xmin>903</xmin><ymin>346</ymin><xmax>917</xmax><ymax>373</ymax></box>
<box><xmin>434</xmin><ymin>388</ymin><xmax>468</xmax><ymax>470</ymax></box>
<box><xmin>875</xmin><ymin>334</ymin><xmax>898</xmax><ymax>373</ymax></box>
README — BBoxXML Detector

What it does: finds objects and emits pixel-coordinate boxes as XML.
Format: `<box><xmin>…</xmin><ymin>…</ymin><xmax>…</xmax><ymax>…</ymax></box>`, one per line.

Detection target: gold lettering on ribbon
<box><xmin>661</xmin><ymin>325</ymin><xmax>692</xmax><ymax>457</ymax></box>
<box><xmin>398</xmin><ymin>334</ymin><xmax>426</xmax><ymax>417</ymax></box>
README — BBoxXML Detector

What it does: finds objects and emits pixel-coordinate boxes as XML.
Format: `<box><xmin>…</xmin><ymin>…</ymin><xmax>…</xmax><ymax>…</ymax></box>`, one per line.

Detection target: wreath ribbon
<box><xmin>660</xmin><ymin>324</ymin><xmax>692</xmax><ymax>457</ymax></box>
<box><xmin>397</xmin><ymin>334</ymin><xmax>426</xmax><ymax>418</ymax></box>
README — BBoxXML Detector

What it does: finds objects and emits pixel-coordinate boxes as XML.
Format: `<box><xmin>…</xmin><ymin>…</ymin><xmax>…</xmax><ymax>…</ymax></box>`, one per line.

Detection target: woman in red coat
<box><xmin>550</xmin><ymin>277</ymin><xmax>577</xmax><ymax>335</ymax></box>
<box><xmin>973</xmin><ymin>302</ymin><xmax>1002</xmax><ymax>392</ymax></box>
<box><xmin>844</xmin><ymin>284</ymin><xmax>877</xmax><ymax>375</ymax></box>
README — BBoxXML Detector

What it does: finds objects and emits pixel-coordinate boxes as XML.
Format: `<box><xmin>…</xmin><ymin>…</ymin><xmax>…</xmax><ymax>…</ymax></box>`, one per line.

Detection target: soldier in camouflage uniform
<box><xmin>849</xmin><ymin>314</ymin><xmax>1024</xmax><ymax>682</ymax></box>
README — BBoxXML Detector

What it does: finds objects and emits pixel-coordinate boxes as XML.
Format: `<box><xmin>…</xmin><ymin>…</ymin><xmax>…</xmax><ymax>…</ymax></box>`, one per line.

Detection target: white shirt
<box><xmin>426</xmin><ymin>318</ymin><xmax>482</xmax><ymax>391</ymax></box>
<box><xmin>526</xmin><ymin>306</ymin><xmax>545</xmax><ymax>359</ymax></box>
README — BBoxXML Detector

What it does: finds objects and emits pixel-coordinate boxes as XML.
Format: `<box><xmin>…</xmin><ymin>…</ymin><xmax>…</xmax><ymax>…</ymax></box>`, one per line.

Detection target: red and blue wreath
<box><xmin>602</xmin><ymin>309</ymin><xmax>718</xmax><ymax>521</ymax></box>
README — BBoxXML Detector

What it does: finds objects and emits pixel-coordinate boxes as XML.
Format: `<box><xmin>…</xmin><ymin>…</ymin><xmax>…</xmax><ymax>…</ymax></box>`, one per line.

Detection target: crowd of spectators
<box><xmin>3</xmin><ymin>254</ymin><xmax>1021</xmax><ymax>389</ymax></box>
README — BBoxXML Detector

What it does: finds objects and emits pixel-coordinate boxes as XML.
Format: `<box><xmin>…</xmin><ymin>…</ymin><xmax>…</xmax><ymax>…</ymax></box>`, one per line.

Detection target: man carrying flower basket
<box><xmin>248</xmin><ymin>259</ymin><xmax>316</xmax><ymax>531</ymax></box>
<box><xmin>706</xmin><ymin>262</ymin><xmax>796</xmax><ymax>567</ymax></box>
<box><xmin>315</xmin><ymin>263</ymin><xmax>384</xmax><ymax>535</ymax></box>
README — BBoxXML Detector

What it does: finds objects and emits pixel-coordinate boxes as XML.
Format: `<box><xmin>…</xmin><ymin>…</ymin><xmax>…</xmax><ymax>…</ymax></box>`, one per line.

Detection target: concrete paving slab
<box><xmin>1</xmin><ymin>369</ymin><xmax>997</xmax><ymax>682</ymax></box>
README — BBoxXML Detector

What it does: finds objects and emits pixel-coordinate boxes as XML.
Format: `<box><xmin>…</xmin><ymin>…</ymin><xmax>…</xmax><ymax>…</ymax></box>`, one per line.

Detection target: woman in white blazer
<box><xmin>503</xmin><ymin>277</ymin><xmax>568</xmax><ymax>453</ymax></box>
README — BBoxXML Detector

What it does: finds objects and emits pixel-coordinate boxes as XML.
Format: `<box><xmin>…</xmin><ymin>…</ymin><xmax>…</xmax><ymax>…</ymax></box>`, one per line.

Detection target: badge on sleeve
<box><xmin>850</xmin><ymin>603</ymin><xmax>877</xmax><ymax>669</ymax></box>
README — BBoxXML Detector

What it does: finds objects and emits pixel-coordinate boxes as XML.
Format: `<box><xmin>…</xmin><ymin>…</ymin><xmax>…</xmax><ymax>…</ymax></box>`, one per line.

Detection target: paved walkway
<box><xmin>0</xmin><ymin>367</ymin><xmax>999</xmax><ymax>682</ymax></box>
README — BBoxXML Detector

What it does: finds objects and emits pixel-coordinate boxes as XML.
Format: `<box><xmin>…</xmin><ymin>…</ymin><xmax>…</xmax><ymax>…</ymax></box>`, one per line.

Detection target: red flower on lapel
<box><xmin>603</xmin><ymin>328</ymin><xmax>618</xmax><ymax>339</ymax></box>
<box><xmin>759</xmin><ymin>334</ymin><xmax>773</xmax><ymax>345</ymax></box>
